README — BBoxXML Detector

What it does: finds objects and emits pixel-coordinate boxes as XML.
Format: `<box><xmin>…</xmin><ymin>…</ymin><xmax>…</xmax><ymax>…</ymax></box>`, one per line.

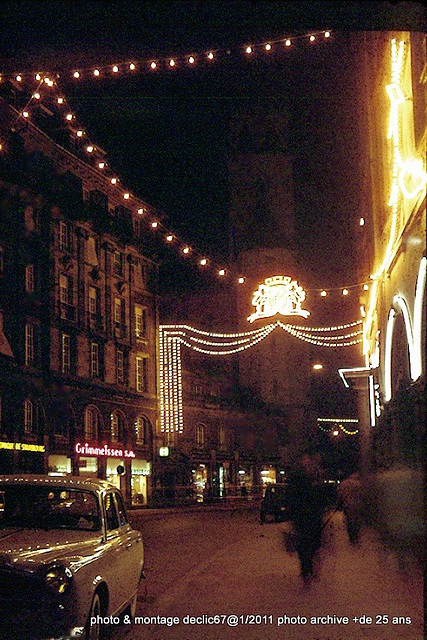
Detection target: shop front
<box><xmin>0</xmin><ymin>440</ymin><xmax>45</xmax><ymax>474</ymax></box>
<box><xmin>260</xmin><ymin>465</ymin><xmax>277</xmax><ymax>492</ymax></box>
<box><xmin>192</xmin><ymin>463</ymin><xmax>208</xmax><ymax>502</ymax></box>
<box><xmin>48</xmin><ymin>454</ymin><xmax>72</xmax><ymax>476</ymax></box>
<box><xmin>131</xmin><ymin>459</ymin><xmax>151</xmax><ymax>506</ymax></box>
<box><xmin>72</xmin><ymin>442</ymin><xmax>151</xmax><ymax>505</ymax></box>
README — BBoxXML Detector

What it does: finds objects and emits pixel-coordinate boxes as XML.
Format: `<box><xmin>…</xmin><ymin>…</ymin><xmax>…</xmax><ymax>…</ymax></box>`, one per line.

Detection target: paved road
<box><xmin>108</xmin><ymin>504</ymin><xmax>423</xmax><ymax>640</ymax></box>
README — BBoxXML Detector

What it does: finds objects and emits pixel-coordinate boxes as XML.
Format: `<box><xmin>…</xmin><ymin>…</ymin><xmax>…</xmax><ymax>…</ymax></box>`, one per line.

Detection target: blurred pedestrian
<box><xmin>337</xmin><ymin>472</ymin><xmax>363</xmax><ymax>543</ymax></box>
<box><xmin>287</xmin><ymin>453</ymin><xmax>327</xmax><ymax>583</ymax></box>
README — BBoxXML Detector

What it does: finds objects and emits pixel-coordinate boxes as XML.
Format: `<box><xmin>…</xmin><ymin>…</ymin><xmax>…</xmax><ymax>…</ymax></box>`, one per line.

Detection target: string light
<box><xmin>1</xmin><ymin>33</ymin><xmax>370</xmax><ymax>299</ymax></box>
<box><xmin>159</xmin><ymin>322</ymin><xmax>362</xmax><ymax>433</ymax></box>
<box><xmin>0</xmin><ymin>30</ymin><xmax>333</xmax><ymax>84</ymax></box>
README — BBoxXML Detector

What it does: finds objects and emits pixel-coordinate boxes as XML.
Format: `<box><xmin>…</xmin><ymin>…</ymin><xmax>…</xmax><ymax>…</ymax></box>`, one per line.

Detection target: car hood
<box><xmin>0</xmin><ymin>527</ymin><xmax>104</xmax><ymax>574</ymax></box>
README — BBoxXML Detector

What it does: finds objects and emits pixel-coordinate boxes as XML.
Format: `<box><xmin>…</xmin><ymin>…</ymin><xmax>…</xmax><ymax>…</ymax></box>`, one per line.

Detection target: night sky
<box><xmin>1</xmin><ymin>2</ymin><xmax>424</xmax><ymax>417</ymax></box>
<box><xmin>1</xmin><ymin>1</ymin><xmax>424</xmax><ymax>296</ymax></box>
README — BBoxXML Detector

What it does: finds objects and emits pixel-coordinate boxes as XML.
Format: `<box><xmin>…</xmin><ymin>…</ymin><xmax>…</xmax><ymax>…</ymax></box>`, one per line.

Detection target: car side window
<box><xmin>113</xmin><ymin>492</ymin><xmax>128</xmax><ymax>527</ymax></box>
<box><xmin>104</xmin><ymin>493</ymin><xmax>119</xmax><ymax>532</ymax></box>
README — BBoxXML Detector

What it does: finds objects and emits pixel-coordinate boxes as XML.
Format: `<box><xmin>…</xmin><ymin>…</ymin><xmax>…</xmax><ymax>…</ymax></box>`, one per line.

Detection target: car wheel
<box><xmin>86</xmin><ymin>591</ymin><xmax>103</xmax><ymax>640</ymax></box>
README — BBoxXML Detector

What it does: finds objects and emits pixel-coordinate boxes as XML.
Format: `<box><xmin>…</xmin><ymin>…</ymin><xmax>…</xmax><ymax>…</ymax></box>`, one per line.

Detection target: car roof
<box><xmin>0</xmin><ymin>474</ymin><xmax>117</xmax><ymax>494</ymax></box>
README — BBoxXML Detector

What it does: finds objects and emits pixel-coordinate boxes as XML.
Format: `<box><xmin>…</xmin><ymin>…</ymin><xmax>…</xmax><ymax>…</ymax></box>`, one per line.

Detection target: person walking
<box><xmin>287</xmin><ymin>453</ymin><xmax>326</xmax><ymax>583</ymax></box>
<box><xmin>337</xmin><ymin>472</ymin><xmax>363</xmax><ymax>543</ymax></box>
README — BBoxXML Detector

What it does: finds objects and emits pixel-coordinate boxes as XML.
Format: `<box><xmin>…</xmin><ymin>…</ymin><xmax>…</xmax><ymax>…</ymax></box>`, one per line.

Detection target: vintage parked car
<box><xmin>260</xmin><ymin>482</ymin><xmax>290</xmax><ymax>523</ymax></box>
<box><xmin>0</xmin><ymin>474</ymin><xmax>144</xmax><ymax>639</ymax></box>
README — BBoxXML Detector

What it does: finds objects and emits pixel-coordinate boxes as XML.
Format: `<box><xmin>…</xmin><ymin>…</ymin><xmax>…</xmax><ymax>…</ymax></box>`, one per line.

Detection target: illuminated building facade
<box><xmin>0</xmin><ymin>99</ymin><xmax>158</xmax><ymax>506</ymax></box>
<box><xmin>340</xmin><ymin>32</ymin><xmax>425</xmax><ymax>556</ymax></box>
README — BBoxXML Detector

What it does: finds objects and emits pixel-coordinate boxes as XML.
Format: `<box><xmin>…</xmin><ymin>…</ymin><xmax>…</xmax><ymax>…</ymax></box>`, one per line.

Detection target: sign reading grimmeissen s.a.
<box><xmin>74</xmin><ymin>442</ymin><xmax>135</xmax><ymax>458</ymax></box>
<box><xmin>248</xmin><ymin>276</ymin><xmax>310</xmax><ymax>323</ymax></box>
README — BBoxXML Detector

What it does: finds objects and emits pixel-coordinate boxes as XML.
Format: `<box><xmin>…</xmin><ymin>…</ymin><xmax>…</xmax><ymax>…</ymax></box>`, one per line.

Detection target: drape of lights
<box><xmin>160</xmin><ymin>320</ymin><xmax>362</xmax><ymax>433</ymax></box>
<box><xmin>0</xmin><ymin>31</ymin><xmax>332</xmax><ymax>82</ymax></box>
<box><xmin>317</xmin><ymin>418</ymin><xmax>359</xmax><ymax>435</ymax></box>
<box><xmin>363</xmin><ymin>38</ymin><xmax>427</xmax><ymax>362</ymax></box>
<box><xmin>1</xmin><ymin>33</ymin><xmax>372</xmax><ymax>300</ymax></box>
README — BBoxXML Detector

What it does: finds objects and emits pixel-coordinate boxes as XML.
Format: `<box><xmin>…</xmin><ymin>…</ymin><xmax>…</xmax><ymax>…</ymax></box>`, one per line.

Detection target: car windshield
<box><xmin>0</xmin><ymin>485</ymin><xmax>101</xmax><ymax>531</ymax></box>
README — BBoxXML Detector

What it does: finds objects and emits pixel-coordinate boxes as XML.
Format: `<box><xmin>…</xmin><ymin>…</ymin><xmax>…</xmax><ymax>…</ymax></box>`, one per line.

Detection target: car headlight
<box><xmin>43</xmin><ymin>565</ymin><xmax>73</xmax><ymax>594</ymax></box>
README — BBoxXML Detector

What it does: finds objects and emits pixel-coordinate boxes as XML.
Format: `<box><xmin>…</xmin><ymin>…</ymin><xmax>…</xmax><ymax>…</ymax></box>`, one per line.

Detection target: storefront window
<box><xmin>48</xmin><ymin>454</ymin><xmax>71</xmax><ymax>476</ymax></box>
<box><xmin>131</xmin><ymin>458</ymin><xmax>151</xmax><ymax>505</ymax></box>
<box><xmin>106</xmin><ymin>457</ymin><xmax>124</xmax><ymax>489</ymax></box>
<box><xmin>192</xmin><ymin>464</ymin><xmax>208</xmax><ymax>502</ymax></box>
<box><xmin>78</xmin><ymin>456</ymin><xmax>98</xmax><ymax>477</ymax></box>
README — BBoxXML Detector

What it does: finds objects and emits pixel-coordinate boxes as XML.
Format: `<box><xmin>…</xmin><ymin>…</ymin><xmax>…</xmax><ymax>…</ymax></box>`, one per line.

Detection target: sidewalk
<box><xmin>134</xmin><ymin>510</ymin><xmax>424</xmax><ymax>640</ymax></box>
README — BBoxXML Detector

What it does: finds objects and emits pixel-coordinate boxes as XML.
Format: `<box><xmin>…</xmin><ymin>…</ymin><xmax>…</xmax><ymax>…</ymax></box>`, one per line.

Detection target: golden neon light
<box><xmin>0</xmin><ymin>441</ymin><xmax>45</xmax><ymax>452</ymax></box>
<box><xmin>248</xmin><ymin>276</ymin><xmax>310</xmax><ymax>323</ymax></box>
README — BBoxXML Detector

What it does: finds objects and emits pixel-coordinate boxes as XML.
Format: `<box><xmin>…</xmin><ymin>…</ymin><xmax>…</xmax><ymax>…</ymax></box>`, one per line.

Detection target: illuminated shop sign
<box><xmin>0</xmin><ymin>441</ymin><xmax>45</xmax><ymax>452</ymax></box>
<box><xmin>248</xmin><ymin>276</ymin><xmax>310</xmax><ymax>323</ymax></box>
<box><xmin>74</xmin><ymin>443</ymin><xmax>135</xmax><ymax>458</ymax></box>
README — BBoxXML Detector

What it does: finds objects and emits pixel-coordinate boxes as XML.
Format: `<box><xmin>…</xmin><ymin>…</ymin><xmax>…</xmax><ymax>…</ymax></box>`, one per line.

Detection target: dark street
<box><xmin>107</xmin><ymin>504</ymin><xmax>423</xmax><ymax>639</ymax></box>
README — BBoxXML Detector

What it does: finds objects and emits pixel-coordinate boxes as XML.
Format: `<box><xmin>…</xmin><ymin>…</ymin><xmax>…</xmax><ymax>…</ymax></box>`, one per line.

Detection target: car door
<box><xmin>103</xmin><ymin>490</ymin><xmax>129</xmax><ymax>613</ymax></box>
<box><xmin>112</xmin><ymin>491</ymin><xmax>143</xmax><ymax>596</ymax></box>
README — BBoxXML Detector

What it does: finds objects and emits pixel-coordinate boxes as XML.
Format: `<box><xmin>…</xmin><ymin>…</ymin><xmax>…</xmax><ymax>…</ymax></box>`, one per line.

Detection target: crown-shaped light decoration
<box><xmin>248</xmin><ymin>275</ymin><xmax>310</xmax><ymax>323</ymax></box>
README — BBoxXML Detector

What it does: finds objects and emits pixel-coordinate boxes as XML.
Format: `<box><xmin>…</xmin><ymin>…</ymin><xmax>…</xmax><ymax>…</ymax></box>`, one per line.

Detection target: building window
<box><xmin>135</xmin><ymin>415</ymin><xmax>150</xmax><ymax>445</ymax></box>
<box><xmin>113</xmin><ymin>251</ymin><xmax>124</xmax><ymax>276</ymax></box>
<box><xmin>110</xmin><ymin>411</ymin><xmax>124</xmax><ymax>443</ymax></box>
<box><xmin>61</xmin><ymin>333</ymin><xmax>71</xmax><ymax>374</ymax></box>
<box><xmin>90</xmin><ymin>341</ymin><xmax>100</xmax><ymax>378</ymax></box>
<box><xmin>88</xmin><ymin>285</ymin><xmax>101</xmax><ymax>329</ymax></box>
<box><xmin>133</xmin><ymin>218</ymin><xmax>143</xmax><ymax>238</ymax></box>
<box><xmin>86</xmin><ymin>235</ymin><xmax>99</xmax><ymax>266</ymax></box>
<box><xmin>24</xmin><ymin>399</ymin><xmax>34</xmax><ymax>434</ymax></box>
<box><xmin>59</xmin><ymin>221</ymin><xmax>72</xmax><ymax>251</ymax></box>
<box><xmin>114</xmin><ymin>297</ymin><xmax>126</xmax><ymax>337</ymax></box>
<box><xmin>25</xmin><ymin>264</ymin><xmax>35</xmax><ymax>293</ymax></box>
<box><xmin>25</xmin><ymin>324</ymin><xmax>34</xmax><ymax>366</ymax></box>
<box><xmin>196</xmin><ymin>424</ymin><xmax>205</xmax><ymax>448</ymax></box>
<box><xmin>136</xmin><ymin>356</ymin><xmax>148</xmax><ymax>392</ymax></box>
<box><xmin>60</xmin><ymin>274</ymin><xmax>75</xmax><ymax>320</ymax></box>
<box><xmin>116</xmin><ymin>349</ymin><xmax>125</xmax><ymax>384</ymax></box>
<box><xmin>135</xmin><ymin>305</ymin><xmax>147</xmax><ymax>340</ymax></box>
<box><xmin>84</xmin><ymin>406</ymin><xmax>100</xmax><ymax>440</ymax></box>
<box><xmin>219</xmin><ymin>425</ymin><xmax>226</xmax><ymax>450</ymax></box>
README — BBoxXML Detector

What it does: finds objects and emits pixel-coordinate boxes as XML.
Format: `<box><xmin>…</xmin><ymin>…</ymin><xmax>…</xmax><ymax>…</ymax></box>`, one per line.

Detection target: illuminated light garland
<box><xmin>0</xmin><ymin>31</ymin><xmax>333</xmax><ymax>81</ymax></box>
<box><xmin>317</xmin><ymin>418</ymin><xmax>359</xmax><ymax>435</ymax></box>
<box><xmin>1</xmin><ymin>52</ymin><xmax>372</xmax><ymax>300</ymax></box>
<box><xmin>283</xmin><ymin>320</ymin><xmax>362</xmax><ymax>332</ymax></box>
<box><xmin>159</xmin><ymin>320</ymin><xmax>363</xmax><ymax>433</ymax></box>
<box><xmin>283</xmin><ymin>328</ymin><xmax>363</xmax><ymax>341</ymax></box>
